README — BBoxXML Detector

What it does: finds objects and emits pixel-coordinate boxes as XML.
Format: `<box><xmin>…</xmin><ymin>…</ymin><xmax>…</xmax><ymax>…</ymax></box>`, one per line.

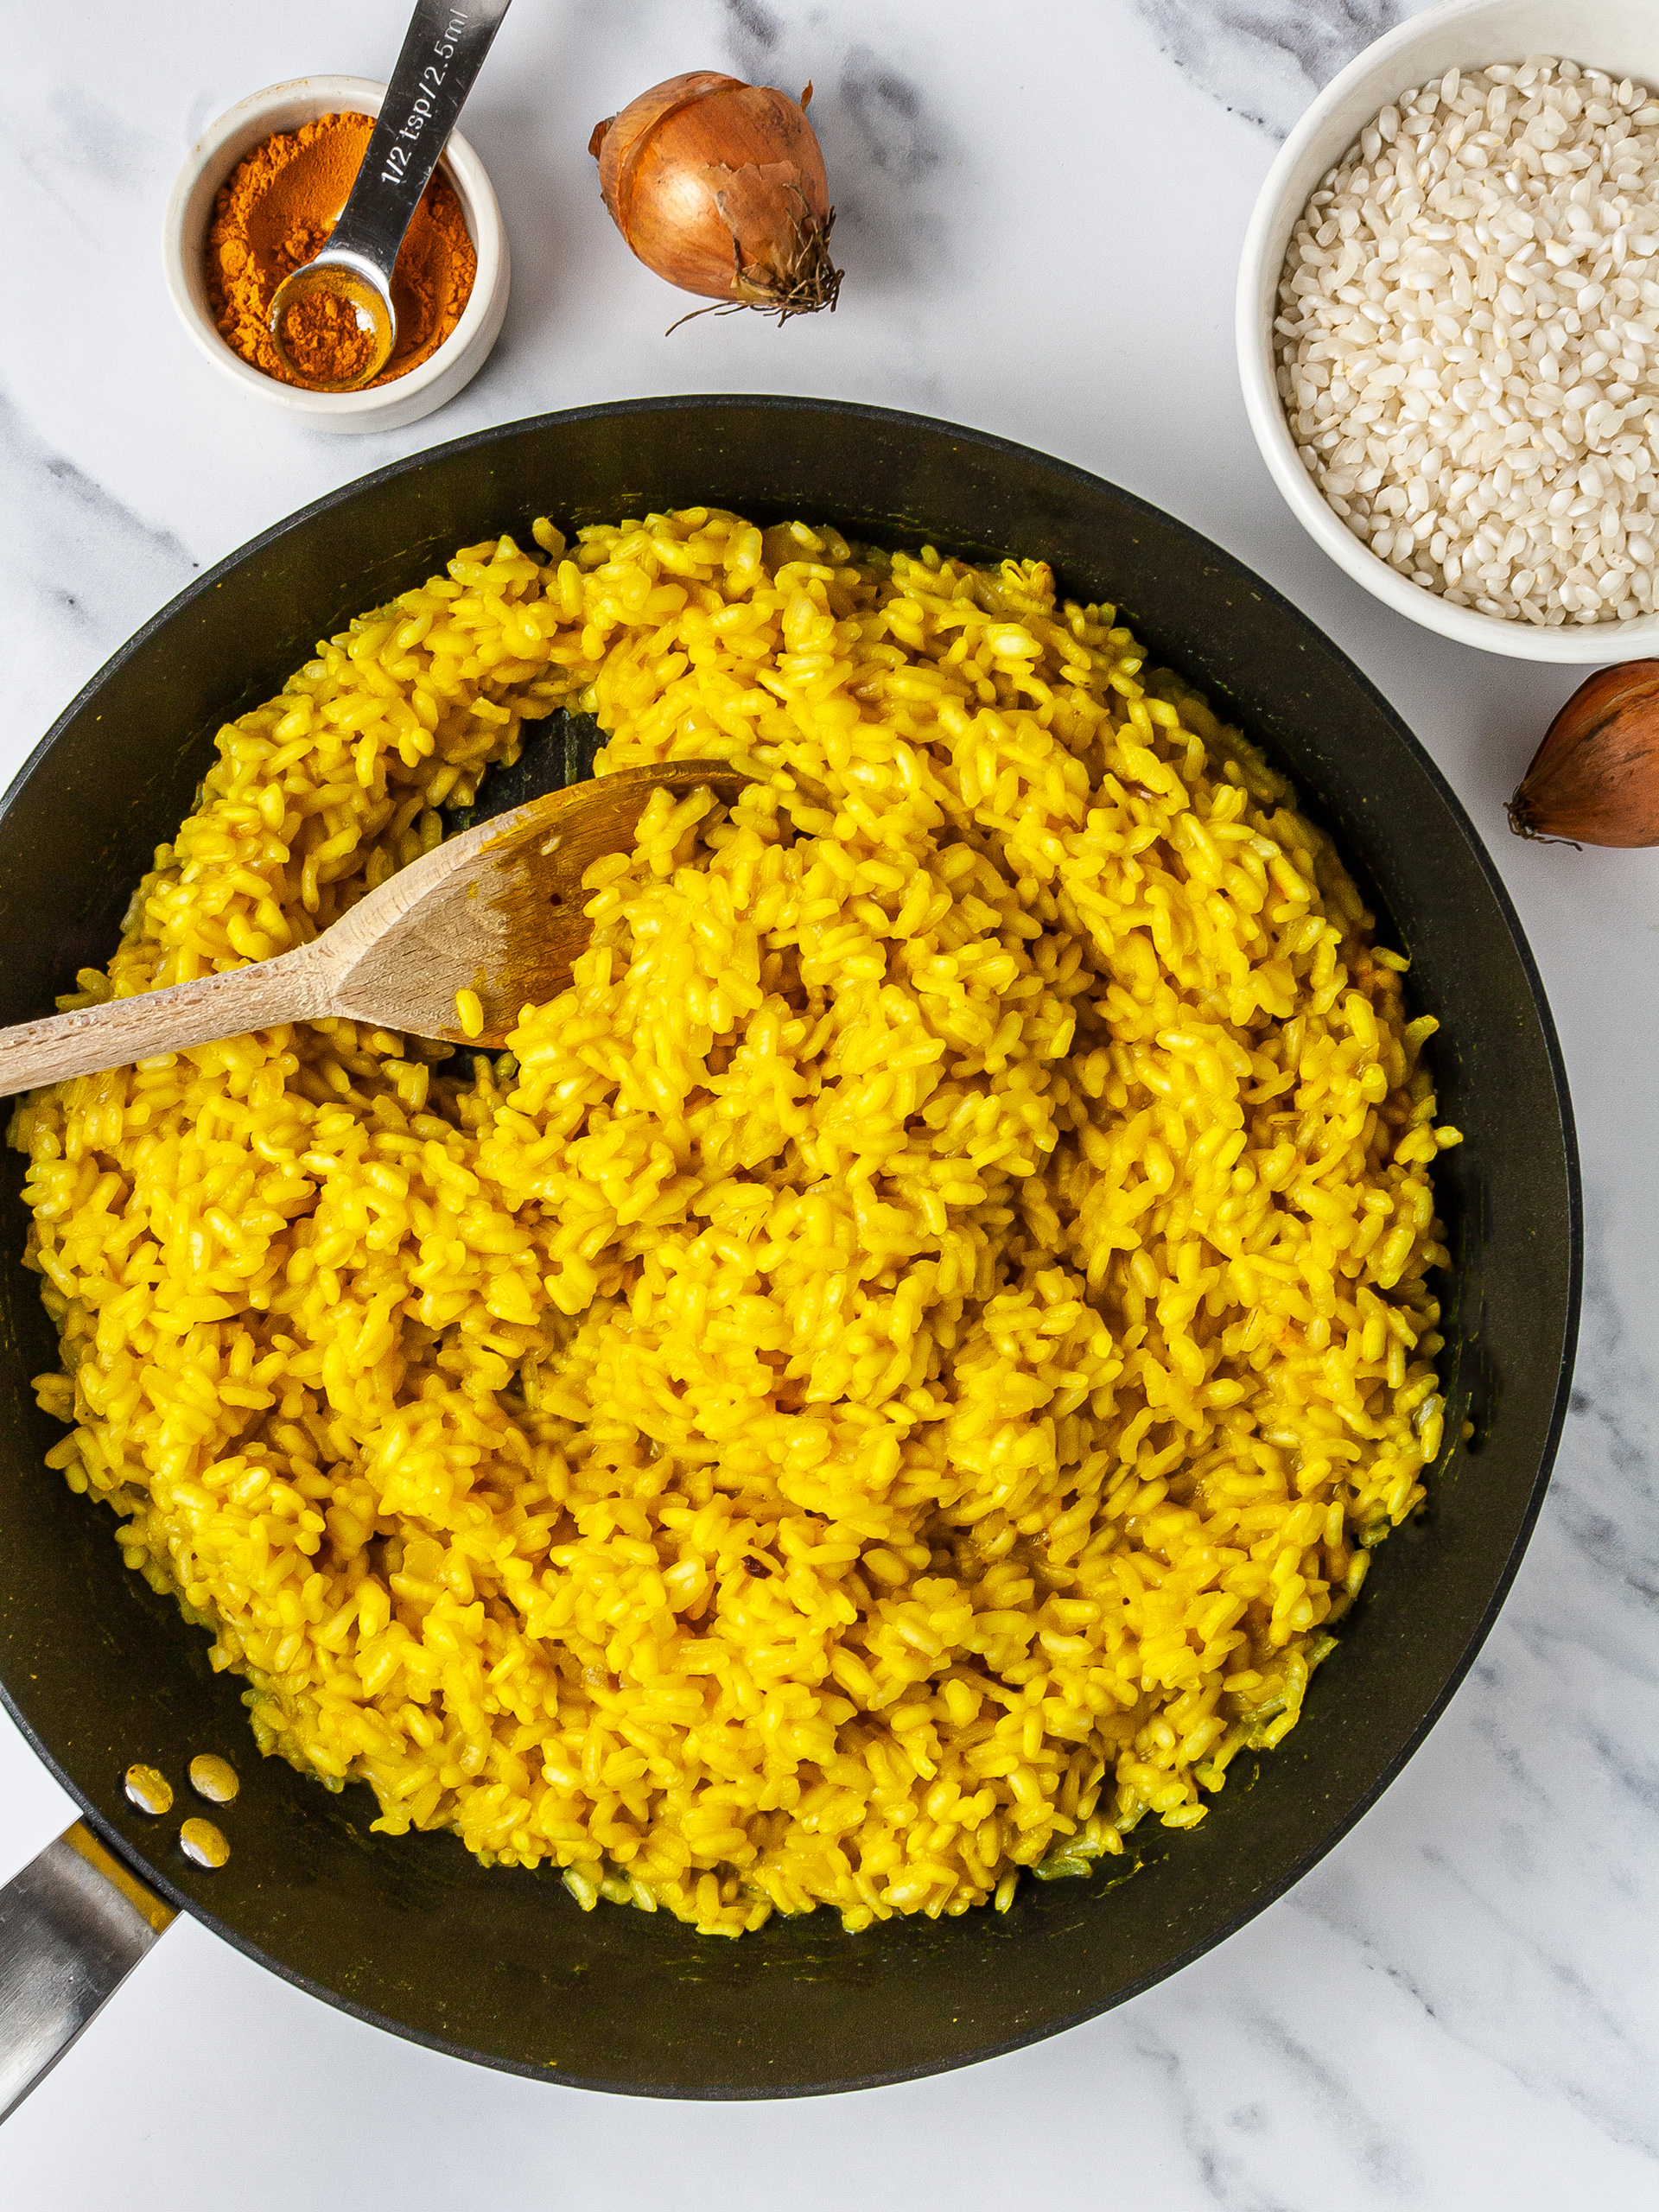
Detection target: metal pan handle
<box><xmin>0</xmin><ymin>1823</ymin><xmax>175</xmax><ymax>2120</ymax></box>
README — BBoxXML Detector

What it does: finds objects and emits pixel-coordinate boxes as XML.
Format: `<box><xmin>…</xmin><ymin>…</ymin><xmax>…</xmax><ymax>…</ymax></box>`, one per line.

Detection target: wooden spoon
<box><xmin>0</xmin><ymin>763</ymin><xmax>747</xmax><ymax>1097</ymax></box>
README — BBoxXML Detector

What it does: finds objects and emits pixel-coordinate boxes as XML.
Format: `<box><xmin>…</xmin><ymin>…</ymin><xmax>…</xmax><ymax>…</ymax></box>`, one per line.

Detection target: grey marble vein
<box><xmin>1519</xmin><ymin>1236</ymin><xmax>1659</xmax><ymax>1682</ymax></box>
<box><xmin>1131</xmin><ymin>2031</ymin><xmax>1305</xmax><ymax>2212</ymax></box>
<box><xmin>1129</xmin><ymin>0</ymin><xmax>1415</xmax><ymax>137</ymax></box>
<box><xmin>1245</xmin><ymin>2011</ymin><xmax>1418</xmax><ymax>2195</ymax></box>
<box><xmin>35</xmin><ymin>84</ymin><xmax>159</xmax><ymax>191</ymax></box>
<box><xmin>716</xmin><ymin>0</ymin><xmax>962</xmax><ymax>293</ymax></box>
<box><xmin>1297</xmin><ymin>1813</ymin><xmax>1658</xmax><ymax>2159</ymax></box>
<box><xmin>0</xmin><ymin>387</ymin><xmax>195</xmax><ymax>742</ymax></box>
<box><xmin>719</xmin><ymin>0</ymin><xmax>785</xmax><ymax>80</ymax></box>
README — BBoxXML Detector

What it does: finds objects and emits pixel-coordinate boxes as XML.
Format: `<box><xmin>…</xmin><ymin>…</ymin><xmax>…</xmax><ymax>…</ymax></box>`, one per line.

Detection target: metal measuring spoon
<box><xmin>268</xmin><ymin>0</ymin><xmax>512</xmax><ymax>391</ymax></box>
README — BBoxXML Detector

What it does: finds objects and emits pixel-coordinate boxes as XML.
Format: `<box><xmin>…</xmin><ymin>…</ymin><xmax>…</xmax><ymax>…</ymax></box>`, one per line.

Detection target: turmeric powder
<box><xmin>274</xmin><ymin>283</ymin><xmax>386</xmax><ymax>390</ymax></box>
<box><xmin>206</xmin><ymin>113</ymin><xmax>476</xmax><ymax>390</ymax></box>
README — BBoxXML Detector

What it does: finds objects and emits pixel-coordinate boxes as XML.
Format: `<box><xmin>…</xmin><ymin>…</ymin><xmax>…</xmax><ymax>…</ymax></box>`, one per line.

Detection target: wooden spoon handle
<box><xmin>0</xmin><ymin>945</ymin><xmax>333</xmax><ymax>1098</ymax></box>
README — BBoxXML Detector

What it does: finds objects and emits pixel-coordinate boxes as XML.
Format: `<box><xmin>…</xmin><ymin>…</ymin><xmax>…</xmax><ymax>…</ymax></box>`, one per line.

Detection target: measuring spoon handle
<box><xmin>328</xmin><ymin>0</ymin><xmax>512</xmax><ymax>286</ymax></box>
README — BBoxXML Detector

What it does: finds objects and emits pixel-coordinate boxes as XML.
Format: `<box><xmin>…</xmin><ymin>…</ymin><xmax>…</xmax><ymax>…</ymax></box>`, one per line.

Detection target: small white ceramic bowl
<box><xmin>1237</xmin><ymin>0</ymin><xmax>1659</xmax><ymax>662</ymax></box>
<box><xmin>162</xmin><ymin>75</ymin><xmax>509</xmax><ymax>435</ymax></box>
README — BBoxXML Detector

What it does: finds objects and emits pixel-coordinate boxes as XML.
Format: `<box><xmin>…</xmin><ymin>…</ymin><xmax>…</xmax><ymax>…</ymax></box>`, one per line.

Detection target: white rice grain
<box><xmin>1275</xmin><ymin>57</ymin><xmax>1659</xmax><ymax>626</ymax></box>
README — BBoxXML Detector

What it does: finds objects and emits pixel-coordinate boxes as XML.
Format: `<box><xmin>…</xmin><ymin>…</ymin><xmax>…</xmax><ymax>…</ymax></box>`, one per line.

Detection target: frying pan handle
<box><xmin>0</xmin><ymin>1822</ymin><xmax>175</xmax><ymax>2121</ymax></box>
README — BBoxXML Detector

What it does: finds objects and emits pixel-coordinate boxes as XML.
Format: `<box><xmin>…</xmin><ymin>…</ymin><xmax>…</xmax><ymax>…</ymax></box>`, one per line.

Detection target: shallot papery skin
<box><xmin>589</xmin><ymin>72</ymin><xmax>842</xmax><ymax>321</ymax></box>
<box><xmin>1508</xmin><ymin>661</ymin><xmax>1659</xmax><ymax>847</ymax></box>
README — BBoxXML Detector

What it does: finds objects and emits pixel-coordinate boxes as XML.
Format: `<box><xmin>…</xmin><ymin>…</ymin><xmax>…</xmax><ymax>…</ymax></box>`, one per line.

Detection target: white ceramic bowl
<box><xmin>1236</xmin><ymin>0</ymin><xmax>1659</xmax><ymax>662</ymax></box>
<box><xmin>162</xmin><ymin>75</ymin><xmax>509</xmax><ymax>435</ymax></box>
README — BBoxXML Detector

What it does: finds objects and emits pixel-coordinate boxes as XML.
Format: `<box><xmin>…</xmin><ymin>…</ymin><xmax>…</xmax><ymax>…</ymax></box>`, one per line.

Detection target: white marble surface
<box><xmin>2</xmin><ymin>1</ymin><xmax>1656</xmax><ymax>2203</ymax></box>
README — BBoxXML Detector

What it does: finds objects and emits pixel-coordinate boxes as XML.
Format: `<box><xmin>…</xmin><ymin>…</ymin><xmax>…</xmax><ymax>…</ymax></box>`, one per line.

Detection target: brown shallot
<box><xmin>589</xmin><ymin>72</ymin><xmax>842</xmax><ymax>326</ymax></box>
<box><xmin>1508</xmin><ymin>663</ymin><xmax>1659</xmax><ymax>848</ymax></box>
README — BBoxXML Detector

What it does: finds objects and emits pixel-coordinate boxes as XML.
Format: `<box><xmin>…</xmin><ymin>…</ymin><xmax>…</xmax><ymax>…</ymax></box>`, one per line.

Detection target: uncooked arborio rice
<box><xmin>1276</xmin><ymin>57</ymin><xmax>1659</xmax><ymax>626</ymax></box>
<box><xmin>13</xmin><ymin>512</ymin><xmax>1459</xmax><ymax>1935</ymax></box>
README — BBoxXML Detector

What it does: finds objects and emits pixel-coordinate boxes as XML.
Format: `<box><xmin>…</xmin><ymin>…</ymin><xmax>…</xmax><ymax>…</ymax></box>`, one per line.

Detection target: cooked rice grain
<box><xmin>12</xmin><ymin>511</ymin><xmax>1460</xmax><ymax>1936</ymax></box>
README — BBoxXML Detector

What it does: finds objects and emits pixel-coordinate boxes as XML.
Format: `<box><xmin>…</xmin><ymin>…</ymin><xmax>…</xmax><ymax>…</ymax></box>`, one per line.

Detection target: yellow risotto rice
<box><xmin>11</xmin><ymin>511</ymin><xmax>1460</xmax><ymax>1936</ymax></box>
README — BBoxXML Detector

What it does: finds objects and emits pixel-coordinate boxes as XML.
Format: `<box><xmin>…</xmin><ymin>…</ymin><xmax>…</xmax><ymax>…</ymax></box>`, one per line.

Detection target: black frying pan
<box><xmin>0</xmin><ymin>397</ymin><xmax>1580</xmax><ymax>2100</ymax></box>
